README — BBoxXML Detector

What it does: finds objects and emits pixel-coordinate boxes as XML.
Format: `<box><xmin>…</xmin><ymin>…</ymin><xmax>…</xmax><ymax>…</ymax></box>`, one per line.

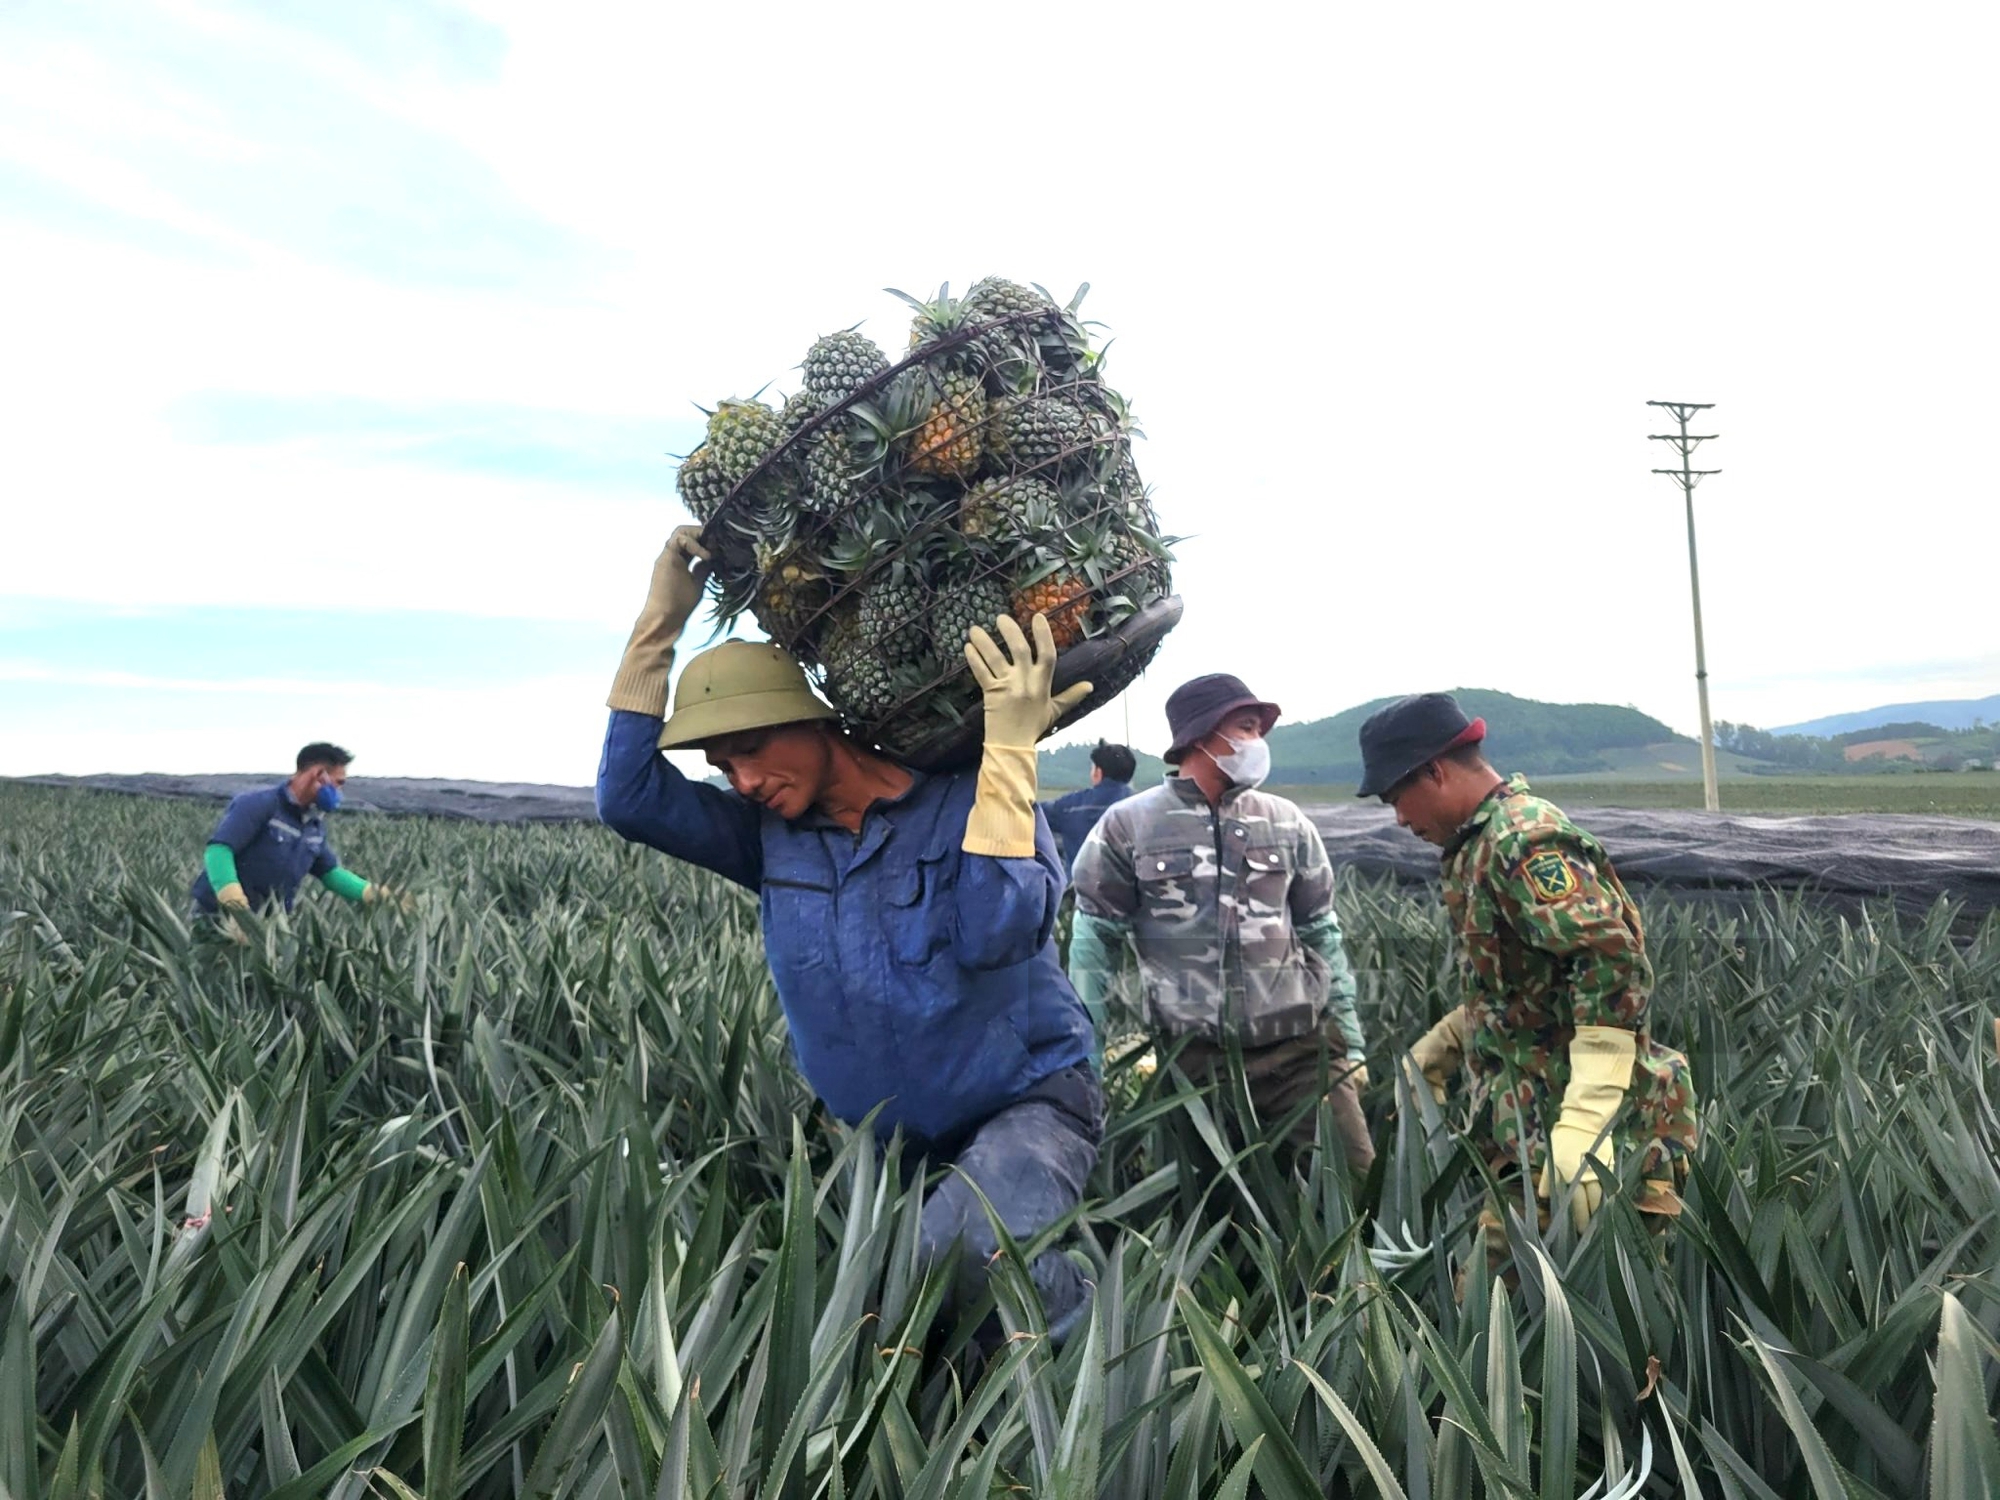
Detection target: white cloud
<box><xmin>0</xmin><ymin>661</ymin><xmax>430</xmax><ymax>695</ymax></box>
<box><xmin>3</xmin><ymin>0</ymin><xmax>1997</xmax><ymax>778</ymax></box>
<box><xmin>2</xmin><ymin>666</ymin><xmax>619</xmax><ymax>783</ymax></box>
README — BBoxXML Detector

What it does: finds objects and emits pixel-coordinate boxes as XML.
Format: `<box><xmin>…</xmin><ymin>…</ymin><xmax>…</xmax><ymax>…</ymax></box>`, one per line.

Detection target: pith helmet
<box><xmin>658</xmin><ymin>641</ymin><xmax>838</xmax><ymax>750</ymax></box>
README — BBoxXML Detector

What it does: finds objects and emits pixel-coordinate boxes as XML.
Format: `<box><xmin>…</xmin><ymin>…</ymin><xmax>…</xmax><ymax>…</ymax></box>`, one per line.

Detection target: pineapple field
<box><xmin>4</xmin><ymin>781</ymin><xmax>2000</xmax><ymax>1499</ymax></box>
<box><xmin>675</xmin><ymin>279</ymin><xmax>1178</xmax><ymax>768</ymax></box>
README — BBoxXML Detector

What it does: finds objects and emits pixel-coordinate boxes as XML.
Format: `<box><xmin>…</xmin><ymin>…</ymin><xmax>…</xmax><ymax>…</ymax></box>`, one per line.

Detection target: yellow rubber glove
<box><xmin>961</xmin><ymin>613</ymin><xmax>1092</xmax><ymax>857</ymax></box>
<box><xmin>608</xmin><ymin>526</ymin><xmax>713</xmax><ymax>716</ymax></box>
<box><xmin>215</xmin><ymin>882</ymin><xmax>251</xmax><ymax>912</ymax></box>
<box><xmin>1406</xmin><ymin>1005</ymin><xmax>1470</xmax><ymax>1103</ymax></box>
<box><xmin>1539</xmin><ymin>1025</ymin><xmax>1637</xmax><ymax>1229</ymax></box>
<box><xmin>363</xmin><ymin>883</ymin><xmax>417</xmax><ymax>913</ymax></box>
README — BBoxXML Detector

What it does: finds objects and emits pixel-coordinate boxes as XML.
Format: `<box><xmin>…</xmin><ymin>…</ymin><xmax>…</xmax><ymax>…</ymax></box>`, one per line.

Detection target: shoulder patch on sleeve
<box><xmin>1520</xmin><ymin>847</ymin><xmax>1580</xmax><ymax>903</ymax></box>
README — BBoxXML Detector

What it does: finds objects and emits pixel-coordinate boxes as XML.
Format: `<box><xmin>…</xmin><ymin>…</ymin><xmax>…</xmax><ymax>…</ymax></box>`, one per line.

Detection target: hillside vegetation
<box><xmin>1044</xmin><ymin>689</ymin><xmax>1685</xmax><ymax>790</ymax></box>
<box><xmin>1041</xmin><ymin>690</ymin><xmax>2000</xmax><ymax>794</ymax></box>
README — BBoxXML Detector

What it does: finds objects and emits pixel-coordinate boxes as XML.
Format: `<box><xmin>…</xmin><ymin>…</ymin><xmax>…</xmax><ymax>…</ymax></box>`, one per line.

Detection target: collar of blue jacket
<box><xmin>594</xmin><ymin>710</ymin><xmax>1094</xmax><ymax>1149</ymax></box>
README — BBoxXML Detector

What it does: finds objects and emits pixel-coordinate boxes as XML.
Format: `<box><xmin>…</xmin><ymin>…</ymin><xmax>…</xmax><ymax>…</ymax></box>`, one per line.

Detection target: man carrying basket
<box><xmin>596</xmin><ymin>527</ymin><xmax>1103</xmax><ymax>1343</ymax></box>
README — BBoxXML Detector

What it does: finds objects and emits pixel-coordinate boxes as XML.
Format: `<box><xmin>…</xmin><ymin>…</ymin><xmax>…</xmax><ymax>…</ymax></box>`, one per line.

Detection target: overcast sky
<box><xmin>3</xmin><ymin>1</ymin><xmax>1995</xmax><ymax>783</ymax></box>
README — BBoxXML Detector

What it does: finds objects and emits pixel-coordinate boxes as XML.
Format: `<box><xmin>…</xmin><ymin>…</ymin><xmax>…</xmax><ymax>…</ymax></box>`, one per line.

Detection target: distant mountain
<box><xmin>1772</xmin><ymin>694</ymin><xmax>2000</xmax><ymax>739</ymax></box>
<box><xmin>1040</xmin><ymin>688</ymin><xmax>1686</xmax><ymax>790</ymax></box>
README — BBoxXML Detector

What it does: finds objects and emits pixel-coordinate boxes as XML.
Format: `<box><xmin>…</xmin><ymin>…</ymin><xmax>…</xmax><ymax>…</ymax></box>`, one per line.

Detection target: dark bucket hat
<box><xmin>1355</xmin><ymin>692</ymin><xmax>1487</xmax><ymax>797</ymax></box>
<box><xmin>1165</xmin><ymin>674</ymin><xmax>1280</xmax><ymax>764</ymax></box>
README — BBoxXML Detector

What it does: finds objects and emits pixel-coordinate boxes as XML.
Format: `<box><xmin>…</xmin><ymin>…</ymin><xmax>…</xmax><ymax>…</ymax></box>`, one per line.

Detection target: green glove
<box><xmin>323</xmin><ymin>868</ymin><xmax>369</xmax><ymax>903</ymax></box>
<box><xmin>1066</xmin><ymin>911</ymin><xmax>1127</xmax><ymax>1072</ymax></box>
<box><xmin>962</xmin><ymin>614</ymin><xmax>1091</xmax><ymax>857</ymax></box>
<box><xmin>1406</xmin><ymin>1006</ymin><xmax>1470</xmax><ymax>1104</ymax></box>
<box><xmin>1298</xmin><ymin>911</ymin><xmax>1365</xmax><ymax>1069</ymax></box>
<box><xmin>1538</xmin><ymin>1025</ymin><xmax>1636</xmax><ymax>1229</ymax></box>
<box><xmin>206</xmin><ymin>844</ymin><xmax>246</xmax><ymax>909</ymax></box>
<box><xmin>608</xmin><ymin>526</ymin><xmax>713</xmax><ymax>717</ymax></box>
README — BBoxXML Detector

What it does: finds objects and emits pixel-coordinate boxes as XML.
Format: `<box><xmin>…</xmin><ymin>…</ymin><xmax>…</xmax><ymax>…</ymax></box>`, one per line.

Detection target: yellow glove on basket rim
<box><xmin>962</xmin><ymin>614</ymin><xmax>1091</xmax><ymax>858</ymax></box>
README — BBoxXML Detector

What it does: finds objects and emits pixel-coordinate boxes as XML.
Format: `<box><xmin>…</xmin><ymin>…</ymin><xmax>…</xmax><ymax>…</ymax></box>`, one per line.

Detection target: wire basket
<box><xmin>686</xmin><ymin>280</ymin><xmax>1178</xmax><ymax>767</ymax></box>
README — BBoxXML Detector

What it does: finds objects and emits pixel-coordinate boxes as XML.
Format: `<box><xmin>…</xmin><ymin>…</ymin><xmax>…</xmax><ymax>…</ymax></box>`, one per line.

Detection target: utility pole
<box><xmin>1648</xmin><ymin>401</ymin><xmax>1721</xmax><ymax>812</ymax></box>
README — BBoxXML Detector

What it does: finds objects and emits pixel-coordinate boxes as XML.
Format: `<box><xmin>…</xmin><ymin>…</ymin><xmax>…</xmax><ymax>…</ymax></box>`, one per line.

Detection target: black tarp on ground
<box><xmin>12</xmin><ymin>773</ymin><xmax>601</xmax><ymax>825</ymax></box>
<box><xmin>13</xmin><ymin>775</ymin><xmax>2000</xmax><ymax>919</ymax></box>
<box><xmin>1307</xmin><ymin>803</ymin><xmax>2000</xmax><ymax>921</ymax></box>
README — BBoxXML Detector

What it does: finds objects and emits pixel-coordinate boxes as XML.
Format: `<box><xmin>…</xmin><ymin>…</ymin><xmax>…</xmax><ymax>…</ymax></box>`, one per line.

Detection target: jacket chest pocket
<box><xmin>1135</xmin><ymin>848</ymin><xmax>1201</xmax><ymax>925</ymax></box>
<box><xmin>763</xmin><ymin>879</ymin><xmax>833</xmax><ymax>970</ymax></box>
<box><xmin>1237</xmin><ymin>843</ymin><xmax>1292</xmax><ymax>917</ymax></box>
<box><xmin>883</xmin><ymin>856</ymin><xmax>952</xmax><ymax>968</ymax></box>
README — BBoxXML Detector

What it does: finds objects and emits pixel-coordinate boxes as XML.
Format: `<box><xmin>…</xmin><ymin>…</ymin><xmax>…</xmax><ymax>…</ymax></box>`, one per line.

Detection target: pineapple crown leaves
<box><xmin>709</xmin><ymin>569</ymin><xmax>762</xmax><ymax>631</ymax></box>
<box><xmin>885</xmin><ymin>283</ymin><xmax>954</xmax><ymax>322</ymax></box>
<box><xmin>697</xmin><ymin>386</ymin><xmax>779</xmax><ymax>424</ymax></box>
<box><xmin>830</xmin><ymin>396</ymin><xmax>907</xmax><ymax>481</ymax></box>
<box><xmin>886</xmin><ymin>284</ymin><xmax>971</xmax><ymax>348</ymax></box>
<box><xmin>1048</xmin><ymin>280</ymin><xmax>1089</xmax><ymax>316</ymax></box>
<box><xmin>886</xmin><ymin>281</ymin><xmax>1086</xmax><ymax>373</ymax></box>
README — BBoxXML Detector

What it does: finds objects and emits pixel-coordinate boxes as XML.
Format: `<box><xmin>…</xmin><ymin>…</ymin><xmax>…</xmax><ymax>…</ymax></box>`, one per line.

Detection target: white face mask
<box><xmin>1208</xmin><ymin>734</ymin><xmax>1271</xmax><ymax>789</ymax></box>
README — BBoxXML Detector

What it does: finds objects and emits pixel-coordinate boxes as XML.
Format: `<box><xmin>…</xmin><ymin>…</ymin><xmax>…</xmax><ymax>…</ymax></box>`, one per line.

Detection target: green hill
<box><xmin>1040</xmin><ymin>689</ymin><xmax>1687</xmax><ymax>791</ymax></box>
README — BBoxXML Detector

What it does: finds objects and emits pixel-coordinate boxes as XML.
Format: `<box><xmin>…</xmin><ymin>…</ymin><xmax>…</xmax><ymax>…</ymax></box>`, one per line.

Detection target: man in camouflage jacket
<box><xmin>1070</xmin><ymin>673</ymin><xmax>1374</xmax><ymax>1172</ymax></box>
<box><xmin>1358</xmin><ymin>693</ymin><xmax>1698</xmax><ymax>1235</ymax></box>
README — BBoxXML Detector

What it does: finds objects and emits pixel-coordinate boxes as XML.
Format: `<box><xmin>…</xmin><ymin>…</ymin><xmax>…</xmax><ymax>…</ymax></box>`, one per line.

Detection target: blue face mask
<box><xmin>315</xmin><ymin>783</ymin><xmax>342</xmax><ymax>812</ymax></box>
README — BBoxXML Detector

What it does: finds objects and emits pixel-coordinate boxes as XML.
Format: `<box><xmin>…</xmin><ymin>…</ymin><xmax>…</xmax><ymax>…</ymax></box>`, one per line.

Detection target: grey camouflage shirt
<box><xmin>1070</xmin><ymin>775</ymin><xmax>1341</xmax><ymax>1049</ymax></box>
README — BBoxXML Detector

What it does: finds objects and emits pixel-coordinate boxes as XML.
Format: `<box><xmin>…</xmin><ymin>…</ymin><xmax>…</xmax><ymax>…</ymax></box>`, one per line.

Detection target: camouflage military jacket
<box><xmin>1442</xmin><ymin>776</ymin><xmax>1697</xmax><ymax>1187</ymax></box>
<box><xmin>1071</xmin><ymin>775</ymin><xmax>1340</xmax><ymax>1049</ymax></box>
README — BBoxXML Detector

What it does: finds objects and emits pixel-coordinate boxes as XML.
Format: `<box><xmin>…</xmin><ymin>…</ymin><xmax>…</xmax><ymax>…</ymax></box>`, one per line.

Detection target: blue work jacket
<box><xmin>1041</xmin><ymin>779</ymin><xmax>1134</xmax><ymax>871</ymax></box>
<box><xmin>190</xmin><ymin>784</ymin><xmax>340</xmax><ymax>913</ymax></box>
<box><xmin>595</xmin><ymin>710</ymin><xmax>1093</xmax><ymax>1148</ymax></box>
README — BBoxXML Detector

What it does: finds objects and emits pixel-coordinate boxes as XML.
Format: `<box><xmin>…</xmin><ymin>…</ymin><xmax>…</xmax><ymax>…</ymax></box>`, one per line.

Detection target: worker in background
<box><xmin>190</xmin><ymin>743</ymin><xmax>400</xmax><ymax>917</ymax></box>
<box><xmin>1041</xmin><ymin>740</ymin><xmax>1137</xmax><ymax>872</ymax></box>
<box><xmin>1366</xmin><ymin>693</ymin><xmax>1698</xmax><ymax>1276</ymax></box>
<box><xmin>1068</xmin><ymin>673</ymin><xmax>1374</xmax><ymax>1174</ymax></box>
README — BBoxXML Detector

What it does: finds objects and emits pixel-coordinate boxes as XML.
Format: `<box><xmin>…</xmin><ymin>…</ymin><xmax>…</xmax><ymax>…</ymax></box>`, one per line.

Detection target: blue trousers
<box><xmin>916</xmin><ymin>1064</ymin><xmax>1103</xmax><ymax>1344</ymax></box>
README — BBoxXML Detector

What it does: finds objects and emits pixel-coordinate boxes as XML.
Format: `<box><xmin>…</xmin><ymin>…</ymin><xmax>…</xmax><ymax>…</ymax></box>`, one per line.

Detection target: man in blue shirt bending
<box><xmin>1041</xmin><ymin>741</ymin><xmax>1135</xmax><ymax>871</ymax></box>
<box><xmin>596</xmin><ymin>528</ymin><xmax>1104</xmax><ymax>1343</ymax></box>
<box><xmin>190</xmin><ymin>743</ymin><xmax>394</xmax><ymax>917</ymax></box>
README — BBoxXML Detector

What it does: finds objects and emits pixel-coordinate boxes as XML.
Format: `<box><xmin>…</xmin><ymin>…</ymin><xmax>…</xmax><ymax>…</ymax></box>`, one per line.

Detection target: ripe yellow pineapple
<box><xmin>1010</xmin><ymin>573</ymin><xmax>1091</xmax><ymax>649</ymax></box>
<box><xmin>908</xmin><ymin>367</ymin><xmax>987</xmax><ymax>480</ymax></box>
